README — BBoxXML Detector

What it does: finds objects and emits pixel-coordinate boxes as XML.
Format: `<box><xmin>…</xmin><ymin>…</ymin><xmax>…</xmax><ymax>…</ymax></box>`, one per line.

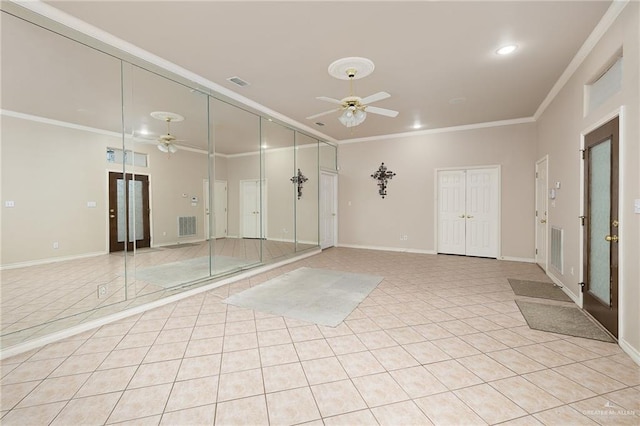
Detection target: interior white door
<box><xmin>465</xmin><ymin>168</ymin><xmax>499</xmax><ymax>257</ymax></box>
<box><xmin>240</xmin><ymin>180</ymin><xmax>266</xmax><ymax>238</ymax></box>
<box><xmin>535</xmin><ymin>157</ymin><xmax>548</xmax><ymax>270</ymax></box>
<box><xmin>203</xmin><ymin>179</ymin><xmax>211</xmax><ymax>240</ymax></box>
<box><xmin>214</xmin><ymin>180</ymin><xmax>227</xmax><ymax>238</ymax></box>
<box><xmin>437</xmin><ymin>170</ymin><xmax>466</xmax><ymax>255</ymax></box>
<box><xmin>320</xmin><ymin>172</ymin><xmax>337</xmax><ymax>249</ymax></box>
<box><xmin>437</xmin><ymin>167</ymin><xmax>499</xmax><ymax>258</ymax></box>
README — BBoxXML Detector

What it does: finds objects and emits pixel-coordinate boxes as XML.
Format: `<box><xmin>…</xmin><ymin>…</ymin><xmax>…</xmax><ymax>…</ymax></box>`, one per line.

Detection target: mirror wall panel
<box><xmin>210</xmin><ymin>97</ymin><xmax>263</xmax><ymax>272</ymax></box>
<box><xmin>121</xmin><ymin>64</ymin><xmax>211</xmax><ymax>292</ymax></box>
<box><xmin>261</xmin><ymin>119</ymin><xmax>296</xmax><ymax>261</ymax></box>
<box><xmin>0</xmin><ymin>11</ymin><xmax>127</xmax><ymax>341</ymax></box>
<box><xmin>295</xmin><ymin>133</ymin><xmax>320</xmax><ymax>251</ymax></box>
<box><xmin>0</xmin><ymin>8</ymin><xmax>324</xmax><ymax>350</ymax></box>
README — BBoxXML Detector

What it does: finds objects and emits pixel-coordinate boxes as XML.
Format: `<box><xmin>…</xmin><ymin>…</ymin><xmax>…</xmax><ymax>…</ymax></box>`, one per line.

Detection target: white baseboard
<box><xmin>338</xmin><ymin>243</ymin><xmax>436</xmax><ymax>255</ymax></box>
<box><xmin>153</xmin><ymin>238</ymin><xmax>206</xmax><ymax>248</ymax></box>
<box><xmin>619</xmin><ymin>338</ymin><xmax>640</xmax><ymax>366</ymax></box>
<box><xmin>500</xmin><ymin>256</ymin><xmax>536</xmax><ymax>263</ymax></box>
<box><xmin>0</xmin><ymin>251</ymin><xmax>107</xmax><ymax>270</ymax></box>
<box><xmin>0</xmin><ymin>248</ymin><xmax>321</xmax><ymax>360</ymax></box>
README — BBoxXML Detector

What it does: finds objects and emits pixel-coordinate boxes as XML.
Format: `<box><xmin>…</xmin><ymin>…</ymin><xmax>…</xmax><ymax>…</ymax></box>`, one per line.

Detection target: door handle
<box><xmin>540</xmin><ymin>219</ymin><xmax>547</xmax><ymax>224</ymax></box>
<box><xmin>467</xmin><ymin>215</ymin><xmax>474</xmax><ymax>219</ymax></box>
<box><xmin>459</xmin><ymin>214</ymin><xmax>466</xmax><ymax>218</ymax></box>
<box><xmin>605</xmin><ymin>235</ymin><xmax>619</xmax><ymax>242</ymax></box>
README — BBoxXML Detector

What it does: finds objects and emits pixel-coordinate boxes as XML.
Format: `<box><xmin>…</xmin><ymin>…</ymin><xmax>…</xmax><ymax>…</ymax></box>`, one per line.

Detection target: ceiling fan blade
<box><xmin>360</xmin><ymin>91</ymin><xmax>391</xmax><ymax>105</ymax></box>
<box><xmin>306</xmin><ymin>109</ymin><xmax>340</xmax><ymax>120</ymax></box>
<box><xmin>366</xmin><ymin>106</ymin><xmax>399</xmax><ymax>118</ymax></box>
<box><xmin>316</xmin><ymin>96</ymin><xmax>344</xmax><ymax>105</ymax></box>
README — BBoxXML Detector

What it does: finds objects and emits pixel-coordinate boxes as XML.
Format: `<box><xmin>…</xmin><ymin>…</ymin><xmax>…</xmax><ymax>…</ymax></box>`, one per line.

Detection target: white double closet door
<box><xmin>437</xmin><ymin>167</ymin><xmax>499</xmax><ymax>258</ymax></box>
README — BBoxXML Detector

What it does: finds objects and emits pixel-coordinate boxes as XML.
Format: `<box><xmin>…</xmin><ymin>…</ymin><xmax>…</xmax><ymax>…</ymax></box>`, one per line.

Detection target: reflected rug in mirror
<box><xmin>223</xmin><ymin>267</ymin><xmax>383</xmax><ymax>327</ymax></box>
<box><xmin>135</xmin><ymin>256</ymin><xmax>253</xmax><ymax>289</ymax></box>
<box><xmin>508</xmin><ymin>278</ymin><xmax>572</xmax><ymax>302</ymax></box>
<box><xmin>515</xmin><ymin>300</ymin><xmax>614</xmax><ymax>342</ymax></box>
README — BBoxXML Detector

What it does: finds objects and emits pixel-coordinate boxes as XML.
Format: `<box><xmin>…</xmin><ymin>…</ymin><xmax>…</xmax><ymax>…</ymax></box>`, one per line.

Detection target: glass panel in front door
<box><xmin>117</xmin><ymin>178</ymin><xmax>127</xmax><ymax>243</ymax></box>
<box><xmin>129</xmin><ymin>179</ymin><xmax>144</xmax><ymax>242</ymax></box>
<box><xmin>588</xmin><ymin>139</ymin><xmax>611</xmax><ymax>305</ymax></box>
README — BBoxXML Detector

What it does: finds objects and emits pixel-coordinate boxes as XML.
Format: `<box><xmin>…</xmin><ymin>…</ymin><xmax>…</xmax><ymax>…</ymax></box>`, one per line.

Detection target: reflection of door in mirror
<box><xmin>108</xmin><ymin>172</ymin><xmax>150</xmax><ymax>252</ymax></box>
<box><xmin>320</xmin><ymin>172</ymin><xmax>337</xmax><ymax>249</ymax></box>
<box><xmin>214</xmin><ymin>180</ymin><xmax>228</xmax><ymax>238</ymax></box>
<box><xmin>204</xmin><ymin>179</ymin><xmax>228</xmax><ymax>239</ymax></box>
<box><xmin>241</xmin><ymin>180</ymin><xmax>266</xmax><ymax>238</ymax></box>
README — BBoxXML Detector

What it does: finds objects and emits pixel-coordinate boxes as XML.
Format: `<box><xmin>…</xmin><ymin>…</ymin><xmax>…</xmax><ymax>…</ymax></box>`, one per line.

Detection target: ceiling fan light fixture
<box><xmin>157</xmin><ymin>142</ymin><xmax>169</xmax><ymax>153</ymax></box>
<box><xmin>339</xmin><ymin>108</ymin><xmax>367</xmax><ymax>127</ymax></box>
<box><xmin>168</xmin><ymin>144</ymin><xmax>178</xmax><ymax>154</ymax></box>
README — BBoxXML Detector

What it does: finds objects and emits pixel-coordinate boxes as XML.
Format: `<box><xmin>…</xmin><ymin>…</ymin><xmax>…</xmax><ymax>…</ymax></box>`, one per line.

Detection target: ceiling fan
<box><xmin>142</xmin><ymin>111</ymin><xmax>186</xmax><ymax>154</ymax></box>
<box><xmin>307</xmin><ymin>57</ymin><xmax>399</xmax><ymax>128</ymax></box>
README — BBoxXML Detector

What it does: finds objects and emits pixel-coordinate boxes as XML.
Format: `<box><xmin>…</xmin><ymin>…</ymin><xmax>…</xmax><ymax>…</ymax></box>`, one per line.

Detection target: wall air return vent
<box><xmin>551</xmin><ymin>226</ymin><xmax>563</xmax><ymax>273</ymax></box>
<box><xmin>178</xmin><ymin>216</ymin><xmax>197</xmax><ymax>237</ymax></box>
<box><xmin>227</xmin><ymin>76</ymin><xmax>250</xmax><ymax>87</ymax></box>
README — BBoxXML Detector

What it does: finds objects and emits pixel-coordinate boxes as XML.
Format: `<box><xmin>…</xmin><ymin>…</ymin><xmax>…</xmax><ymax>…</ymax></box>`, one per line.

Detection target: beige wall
<box><xmin>1</xmin><ymin>116</ymin><xmax>108</xmax><ymax>264</ymax></box>
<box><xmin>337</xmin><ymin>122</ymin><xmax>538</xmax><ymax>259</ymax></box>
<box><xmin>0</xmin><ymin>115</ymin><xmax>211</xmax><ymax>265</ymax></box>
<box><xmin>536</xmin><ymin>3</ymin><xmax>639</xmax><ymax>355</ymax></box>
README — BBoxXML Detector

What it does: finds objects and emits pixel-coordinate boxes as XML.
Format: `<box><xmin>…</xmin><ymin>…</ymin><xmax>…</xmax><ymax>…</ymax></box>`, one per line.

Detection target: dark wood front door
<box><xmin>583</xmin><ymin>117</ymin><xmax>618</xmax><ymax>338</ymax></box>
<box><xmin>108</xmin><ymin>172</ymin><xmax>151</xmax><ymax>252</ymax></box>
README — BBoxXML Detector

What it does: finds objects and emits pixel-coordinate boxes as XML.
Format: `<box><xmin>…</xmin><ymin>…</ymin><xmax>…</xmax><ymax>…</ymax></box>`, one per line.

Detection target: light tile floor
<box><xmin>1</xmin><ymin>239</ymin><xmax>314</xmax><ymax>347</ymax></box>
<box><xmin>1</xmin><ymin>247</ymin><xmax>638</xmax><ymax>425</ymax></box>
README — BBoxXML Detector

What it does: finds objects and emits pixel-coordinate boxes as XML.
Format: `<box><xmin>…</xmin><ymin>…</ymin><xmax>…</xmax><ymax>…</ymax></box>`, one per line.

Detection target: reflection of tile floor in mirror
<box><xmin>0</xmin><ymin>239</ymin><xmax>315</xmax><ymax>345</ymax></box>
<box><xmin>1</xmin><ymin>247</ymin><xmax>638</xmax><ymax>425</ymax></box>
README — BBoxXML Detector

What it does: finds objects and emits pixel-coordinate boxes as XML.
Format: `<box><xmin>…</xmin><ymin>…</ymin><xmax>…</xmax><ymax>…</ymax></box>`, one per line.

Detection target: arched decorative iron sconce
<box><xmin>371</xmin><ymin>162</ymin><xmax>396</xmax><ymax>199</ymax></box>
<box><xmin>290</xmin><ymin>168</ymin><xmax>308</xmax><ymax>200</ymax></box>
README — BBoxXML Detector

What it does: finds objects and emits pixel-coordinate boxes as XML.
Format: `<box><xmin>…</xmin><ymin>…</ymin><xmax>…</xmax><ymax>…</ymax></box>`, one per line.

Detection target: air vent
<box><xmin>178</xmin><ymin>216</ymin><xmax>197</xmax><ymax>237</ymax></box>
<box><xmin>551</xmin><ymin>226</ymin><xmax>563</xmax><ymax>273</ymax></box>
<box><xmin>227</xmin><ymin>76</ymin><xmax>250</xmax><ymax>87</ymax></box>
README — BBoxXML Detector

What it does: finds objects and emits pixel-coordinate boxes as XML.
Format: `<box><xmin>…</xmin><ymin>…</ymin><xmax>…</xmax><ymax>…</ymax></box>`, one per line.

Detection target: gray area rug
<box><xmin>224</xmin><ymin>267</ymin><xmax>383</xmax><ymax>327</ymax></box>
<box><xmin>135</xmin><ymin>256</ymin><xmax>252</xmax><ymax>288</ymax></box>
<box><xmin>515</xmin><ymin>300</ymin><xmax>614</xmax><ymax>342</ymax></box>
<box><xmin>508</xmin><ymin>278</ymin><xmax>572</xmax><ymax>302</ymax></box>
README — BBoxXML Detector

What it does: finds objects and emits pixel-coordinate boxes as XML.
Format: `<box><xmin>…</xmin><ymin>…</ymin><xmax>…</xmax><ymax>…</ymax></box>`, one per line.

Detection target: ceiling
<box><xmin>5</xmin><ymin>1</ymin><xmax>612</xmax><ymax>144</ymax></box>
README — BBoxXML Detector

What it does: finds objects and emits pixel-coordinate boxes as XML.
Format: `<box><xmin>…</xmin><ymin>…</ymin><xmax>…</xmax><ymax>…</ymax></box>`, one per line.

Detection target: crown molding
<box><xmin>533</xmin><ymin>0</ymin><xmax>630</xmax><ymax>120</ymax></box>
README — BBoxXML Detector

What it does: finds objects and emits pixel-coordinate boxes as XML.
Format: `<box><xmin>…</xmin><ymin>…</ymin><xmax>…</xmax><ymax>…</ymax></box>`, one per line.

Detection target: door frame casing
<box><xmin>434</xmin><ymin>165</ymin><xmax>501</xmax><ymax>258</ymax></box>
<box><xmin>579</xmin><ymin>108</ymin><xmax>622</xmax><ymax>337</ymax></box>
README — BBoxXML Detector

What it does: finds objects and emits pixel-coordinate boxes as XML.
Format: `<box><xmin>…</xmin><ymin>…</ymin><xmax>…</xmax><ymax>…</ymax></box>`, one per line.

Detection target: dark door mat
<box><xmin>508</xmin><ymin>278</ymin><xmax>572</xmax><ymax>302</ymax></box>
<box><xmin>515</xmin><ymin>300</ymin><xmax>614</xmax><ymax>342</ymax></box>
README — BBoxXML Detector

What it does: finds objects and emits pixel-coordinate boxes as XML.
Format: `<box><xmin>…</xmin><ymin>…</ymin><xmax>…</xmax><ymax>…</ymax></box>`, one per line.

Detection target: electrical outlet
<box><xmin>53</xmin><ymin>241</ymin><xmax>59</xmax><ymax>249</ymax></box>
<box><xmin>97</xmin><ymin>284</ymin><xmax>107</xmax><ymax>298</ymax></box>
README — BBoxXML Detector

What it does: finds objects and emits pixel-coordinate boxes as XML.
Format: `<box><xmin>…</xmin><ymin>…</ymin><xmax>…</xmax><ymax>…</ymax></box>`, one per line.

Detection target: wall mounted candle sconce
<box><xmin>290</xmin><ymin>168</ymin><xmax>309</xmax><ymax>200</ymax></box>
<box><xmin>371</xmin><ymin>162</ymin><xmax>396</xmax><ymax>199</ymax></box>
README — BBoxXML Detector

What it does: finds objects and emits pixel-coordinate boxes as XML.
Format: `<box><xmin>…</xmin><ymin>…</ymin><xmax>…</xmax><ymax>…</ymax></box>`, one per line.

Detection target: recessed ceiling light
<box><xmin>496</xmin><ymin>44</ymin><xmax>518</xmax><ymax>55</ymax></box>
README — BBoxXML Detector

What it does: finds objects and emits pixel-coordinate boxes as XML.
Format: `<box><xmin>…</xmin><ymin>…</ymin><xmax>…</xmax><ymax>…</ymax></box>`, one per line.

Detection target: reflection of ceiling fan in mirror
<box><xmin>306</xmin><ymin>57</ymin><xmax>399</xmax><ymax>128</ymax></box>
<box><xmin>149</xmin><ymin>111</ymin><xmax>185</xmax><ymax>154</ymax></box>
